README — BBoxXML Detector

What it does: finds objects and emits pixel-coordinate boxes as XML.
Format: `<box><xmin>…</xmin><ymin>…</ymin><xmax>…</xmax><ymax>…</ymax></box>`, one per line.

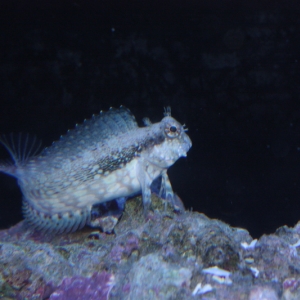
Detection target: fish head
<box><xmin>145</xmin><ymin>115</ymin><xmax>192</xmax><ymax>168</ymax></box>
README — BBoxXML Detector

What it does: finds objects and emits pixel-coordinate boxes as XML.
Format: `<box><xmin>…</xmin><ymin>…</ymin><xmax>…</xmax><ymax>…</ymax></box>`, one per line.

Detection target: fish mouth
<box><xmin>179</xmin><ymin>148</ymin><xmax>190</xmax><ymax>158</ymax></box>
<box><xmin>181</xmin><ymin>152</ymin><xmax>187</xmax><ymax>157</ymax></box>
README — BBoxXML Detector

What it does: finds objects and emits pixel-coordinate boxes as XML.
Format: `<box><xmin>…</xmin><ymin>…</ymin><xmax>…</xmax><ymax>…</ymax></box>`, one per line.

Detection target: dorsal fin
<box><xmin>91</xmin><ymin>106</ymin><xmax>138</xmax><ymax>139</ymax></box>
<box><xmin>143</xmin><ymin>117</ymin><xmax>152</xmax><ymax>126</ymax></box>
<box><xmin>41</xmin><ymin>106</ymin><xmax>138</xmax><ymax>157</ymax></box>
<box><xmin>0</xmin><ymin>133</ymin><xmax>42</xmax><ymax>166</ymax></box>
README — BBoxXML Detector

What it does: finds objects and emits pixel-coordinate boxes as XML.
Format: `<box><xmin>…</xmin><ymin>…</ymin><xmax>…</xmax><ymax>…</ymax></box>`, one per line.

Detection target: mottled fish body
<box><xmin>0</xmin><ymin>106</ymin><xmax>191</xmax><ymax>233</ymax></box>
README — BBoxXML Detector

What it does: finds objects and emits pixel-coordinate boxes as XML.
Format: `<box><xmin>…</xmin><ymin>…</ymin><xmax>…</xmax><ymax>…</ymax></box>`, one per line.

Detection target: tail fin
<box><xmin>0</xmin><ymin>133</ymin><xmax>42</xmax><ymax>176</ymax></box>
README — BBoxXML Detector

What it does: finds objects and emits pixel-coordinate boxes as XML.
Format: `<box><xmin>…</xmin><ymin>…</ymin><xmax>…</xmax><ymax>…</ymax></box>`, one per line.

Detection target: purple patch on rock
<box><xmin>110</xmin><ymin>234</ymin><xmax>139</xmax><ymax>262</ymax></box>
<box><xmin>110</xmin><ymin>244</ymin><xmax>125</xmax><ymax>262</ymax></box>
<box><xmin>124</xmin><ymin>234</ymin><xmax>139</xmax><ymax>254</ymax></box>
<box><xmin>49</xmin><ymin>272</ymin><xmax>114</xmax><ymax>300</ymax></box>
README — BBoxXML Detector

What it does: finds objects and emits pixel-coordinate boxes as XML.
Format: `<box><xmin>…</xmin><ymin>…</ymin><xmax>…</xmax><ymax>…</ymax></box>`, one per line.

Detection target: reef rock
<box><xmin>1</xmin><ymin>194</ymin><xmax>300</xmax><ymax>299</ymax></box>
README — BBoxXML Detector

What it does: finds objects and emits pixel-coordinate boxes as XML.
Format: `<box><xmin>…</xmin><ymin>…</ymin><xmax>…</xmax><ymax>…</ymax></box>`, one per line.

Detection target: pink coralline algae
<box><xmin>49</xmin><ymin>272</ymin><xmax>114</xmax><ymax>300</ymax></box>
<box><xmin>109</xmin><ymin>233</ymin><xmax>139</xmax><ymax>262</ymax></box>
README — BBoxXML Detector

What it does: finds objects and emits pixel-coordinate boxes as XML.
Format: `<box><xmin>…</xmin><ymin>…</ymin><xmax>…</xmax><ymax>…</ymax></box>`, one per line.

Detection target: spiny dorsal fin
<box><xmin>0</xmin><ymin>133</ymin><xmax>42</xmax><ymax>166</ymax></box>
<box><xmin>41</xmin><ymin>106</ymin><xmax>138</xmax><ymax>157</ymax></box>
<box><xmin>143</xmin><ymin>117</ymin><xmax>152</xmax><ymax>126</ymax></box>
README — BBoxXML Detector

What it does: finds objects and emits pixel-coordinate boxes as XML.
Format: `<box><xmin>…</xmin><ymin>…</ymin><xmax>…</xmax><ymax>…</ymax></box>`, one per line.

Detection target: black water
<box><xmin>1</xmin><ymin>0</ymin><xmax>300</xmax><ymax>238</ymax></box>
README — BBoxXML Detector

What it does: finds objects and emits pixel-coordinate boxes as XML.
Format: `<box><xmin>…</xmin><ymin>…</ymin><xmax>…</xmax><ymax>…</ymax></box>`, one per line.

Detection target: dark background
<box><xmin>0</xmin><ymin>0</ymin><xmax>300</xmax><ymax>238</ymax></box>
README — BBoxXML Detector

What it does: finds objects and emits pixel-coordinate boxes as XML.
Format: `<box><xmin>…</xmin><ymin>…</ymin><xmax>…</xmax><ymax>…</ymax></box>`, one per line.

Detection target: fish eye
<box><xmin>170</xmin><ymin>126</ymin><xmax>177</xmax><ymax>132</ymax></box>
<box><xmin>165</xmin><ymin>123</ymin><xmax>180</xmax><ymax>138</ymax></box>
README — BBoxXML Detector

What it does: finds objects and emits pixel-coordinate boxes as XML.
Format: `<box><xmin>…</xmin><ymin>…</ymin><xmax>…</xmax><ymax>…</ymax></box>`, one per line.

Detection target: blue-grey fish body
<box><xmin>0</xmin><ymin>107</ymin><xmax>191</xmax><ymax>233</ymax></box>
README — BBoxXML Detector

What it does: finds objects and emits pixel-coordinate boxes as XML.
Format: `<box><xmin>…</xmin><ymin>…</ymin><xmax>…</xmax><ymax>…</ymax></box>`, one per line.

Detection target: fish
<box><xmin>0</xmin><ymin>106</ymin><xmax>192</xmax><ymax>233</ymax></box>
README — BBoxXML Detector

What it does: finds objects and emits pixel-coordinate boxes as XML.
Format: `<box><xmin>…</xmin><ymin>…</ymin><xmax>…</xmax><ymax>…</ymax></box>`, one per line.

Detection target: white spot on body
<box><xmin>50</xmin><ymin>202</ymin><xmax>67</xmax><ymax>210</ymax></box>
<box><xmin>78</xmin><ymin>194</ymin><xmax>98</xmax><ymax>204</ymax></box>
<box><xmin>90</xmin><ymin>182</ymin><xmax>102</xmax><ymax>190</ymax></box>
<box><xmin>73</xmin><ymin>190</ymin><xmax>88</xmax><ymax>198</ymax></box>
<box><xmin>61</xmin><ymin>195</ymin><xmax>71</xmax><ymax>201</ymax></box>
<box><xmin>91</xmin><ymin>165</ymin><xmax>99</xmax><ymax>172</ymax></box>
<box><xmin>103</xmin><ymin>173</ymin><xmax>117</xmax><ymax>185</ymax></box>
<box><xmin>76</xmin><ymin>184</ymin><xmax>87</xmax><ymax>191</ymax></box>
<box><xmin>97</xmin><ymin>189</ymin><xmax>105</xmax><ymax>195</ymax></box>
<box><xmin>107</xmin><ymin>183</ymin><xmax>120</xmax><ymax>193</ymax></box>
<box><xmin>62</xmin><ymin>181</ymin><xmax>71</xmax><ymax>188</ymax></box>
<box><xmin>45</xmin><ymin>190</ymin><xmax>55</xmax><ymax>197</ymax></box>
<box><xmin>115</xmin><ymin>186</ymin><xmax>129</xmax><ymax>196</ymax></box>
<box><xmin>69</xmin><ymin>171</ymin><xmax>76</xmax><ymax>177</ymax></box>
<box><xmin>122</xmin><ymin>175</ymin><xmax>130</xmax><ymax>185</ymax></box>
<box><xmin>72</xmin><ymin>181</ymin><xmax>80</xmax><ymax>187</ymax></box>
